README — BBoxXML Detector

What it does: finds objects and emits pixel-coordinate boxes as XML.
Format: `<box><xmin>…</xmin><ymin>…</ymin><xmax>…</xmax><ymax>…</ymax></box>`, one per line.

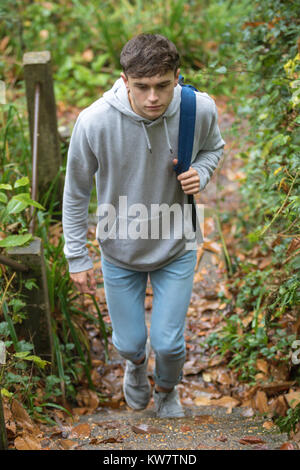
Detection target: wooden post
<box><xmin>7</xmin><ymin>237</ymin><xmax>53</xmax><ymax>363</ymax></box>
<box><xmin>23</xmin><ymin>51</ymin><xmax>63</xmax><ymax>208</ymax></box>
<box><xmin>0</xmin><ymin>393</ymin><xmax>8</xmax><ymax>450</ymax></box>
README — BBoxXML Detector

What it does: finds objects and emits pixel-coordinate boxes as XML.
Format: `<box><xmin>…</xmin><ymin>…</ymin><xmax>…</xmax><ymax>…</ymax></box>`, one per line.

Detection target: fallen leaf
<box><xmin>58</xmin><ymin>439</ymin><xmax>76</xmax><ymax>450</ymax></box>
<box><xmin>280</xmin><ymin>442</ymin><xmax>295</xmax><ymax>450</ymax></box>
<box><xmin>131</xmin><ymin>424</ymin><xmax>164</xmax><ymax>435</ymax></box>
<box><xmin>239</xmin><ymin>436</ymin><xmax>266</xmax><ymax>445</ymax></box>
<box><xmin>195</xmin><ymin>415</ymin><xmax>215</xmax><ymax>424</ymax></box>
<box><xmin>252</xmin><ymin>390</ymin><xmax>269</xmax><ymax>414</ymax></box>
<box><xmin>14</xmin><ymin>435</ymin><xmax>42</xmax><ymax>450</ymax></box>
<box><xmin>211</xmin><ymin>396</ymin><xmax>240</xmax><ymax>409</ymax></box>
<box><xmin>180</xmin><ymin>425</ymin><xmax>192</xmax><ymax>432</ymax></box>
<box><xmin>216</xmin><ymin>434</ymin><xmax>227</xmax><ymax>442</ymax></box>
<box><xmin>69</xmin><ymin>423</ymin><xmax>91</xmax><ymax>439</ymax></box>
<box><xmin>256</xmin><ymin>359</ymin><xmax>269</xmax><ymax>375</ymax></box>
<box><xmin>203</xmin><ymin>239</ymin><xmax>222</xmax><ymax>254</ymax></box>
<box><xmin>98</xmin><ymin>435</ymin><xmax>124</xmax><ymax>444</ymax></box>
<box><xmin>194</xmin><ymin>396</ymin><xmax>212</xmax><ymax>406</ymax></box>
<box><xmin>284</xmin><ymin>390</ymin><xmax>300</xmax><ymax>409</ymax></box>
<box><xmin>268</xmin><ymin>396</ymin><xmax>288</xmax><ymax>417</ymax></box>
<box><xmin>263</xmin><ymin>421</ymin><xmax>275</xmax><ymax>430</ymax></box>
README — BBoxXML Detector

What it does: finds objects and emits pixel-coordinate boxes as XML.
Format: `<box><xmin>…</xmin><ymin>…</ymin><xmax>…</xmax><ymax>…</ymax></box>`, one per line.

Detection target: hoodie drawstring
<box><xmin>141</xmin><ymin>118</ymin><xmax>174</xmax><ymax>155</ymax></box>
<box><xmin>141</xmin><ymin>121</ymin><xmax>152</xmax><ymax>153</ymax></box>
<box><xmin>163</xmin><ymin>117</ymin><xmax>173</xmax><ymax>155</ymax></box>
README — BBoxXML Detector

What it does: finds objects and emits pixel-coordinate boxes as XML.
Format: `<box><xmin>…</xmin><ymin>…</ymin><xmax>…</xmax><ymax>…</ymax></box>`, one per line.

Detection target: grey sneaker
<box><xmin>123</xmin><ymin>342</ymin><xmax>151</xmax><ymax>410</ymax></box>
<box><xmin>153</xmin><ymin>386</ymin><xmax>185</xmax><ymax>418</ymax></box>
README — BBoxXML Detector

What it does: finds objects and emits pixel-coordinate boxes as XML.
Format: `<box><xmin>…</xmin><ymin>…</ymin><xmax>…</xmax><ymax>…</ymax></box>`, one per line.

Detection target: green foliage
<box><xmin>205</xmin><ymin>1</ymin><xmax>300</xmax><ymax>435</ymax></box>
<box><xmin>1</xmin><ymin>0</ymin><xmax>250</xmax><ymax>105</ymax></box>
<box><xmin>275</xmin><ymin>403</ymin><xmax>300</xmax><ymax>436</ymax></box>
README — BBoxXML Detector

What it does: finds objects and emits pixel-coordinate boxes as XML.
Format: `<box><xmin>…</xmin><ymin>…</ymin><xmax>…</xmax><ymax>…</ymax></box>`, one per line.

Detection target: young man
<box><xmin>62</xmin><ymin>34</ymin><xmax>225</xmax><ymax>418</ymax></box>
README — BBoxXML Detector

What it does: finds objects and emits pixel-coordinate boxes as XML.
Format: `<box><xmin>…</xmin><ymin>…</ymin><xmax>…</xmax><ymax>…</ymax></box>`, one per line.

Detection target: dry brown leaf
<box><xmin>203</xmin><ymin>239</ymin><xmax>222</xmax><ymax>254</ymax></box>
<box><xmin>58</xmin><ymin>439</ymin><xmax>76</xmax><ymax>450</ymax></box>
<box><xmin>280</xmin><ymin>442</ymin><xmax>295</xmax><ymax>450</ymax></box>
<box><xmin>98</xmin><ymin>435</ymin><xmax>124</xmax><ymax>444</ymax></box>
<box><xmin>14</xmin><ymin>435</ymin><xmax>42</xmax><ymax>450</ymax></box>
<box><xmin>284</xmin><ymin>390</ymin><xmax>300</xmax><ymax>409</ymax></box>
<box><xmin>252</xmin><ymin>390</ymin><xmax>269</xmax><ymax>414</ymax></box>
<box><xmin>195</xmin><ymin>246</ymin><xmax>204</xmax><ymax>271</ymax></box>
<box><xmin>194</xmin><ymin>396</ymin><xmax>212</xmax><ymax>407</ymax></box>
<box><xmin>239</xmin><ymin>436</ymin><xmax>266</xmax><ymax>445</ymax></box>
<box><xmin>269</xmin><ymin>396</ymin><xmax>288</xmax><ymax>417</ymax></box>
<box><xmin>180</xmin><ymin>425</ymin><xmax>192</xmax><ymax>432</ymax></box>
<box><xmin>258</xmin><ymin>257</ymin><xmax>272</xmax><ymax>269</ymax></box>
<box><xmin>75</xmin><ymin>389</ymin><xmax>99</xmax><ymax>411</ymax></box>
<box><xmin>256</xmin><ymin>359</ymin><xmax>269</xmax><ymax>375</ymax></box>
<box><xmin>263</xmin><ymin>421</ymin><xmax>275</xmax><ymax>430</ymax></box>
<box><xmin>0</xmin><ymin>36</ymin><xmax>9</xmax><ymax>51</ymax></box>
<box><xmin>69</xmin><ymin>423</ymin><xmax>91</xmax><ymax>439</ymax></box>
<box><xmin>195</xmin><ymin>415</ymin><xmax>215</xmax><ymax>424</ymax></box>
<box><xmin>72</xmin><ymin>407</ymin><xmax>90</xmax><ymax>416</ymax></box>
<box><xmin>211</xmin><ymin>396</ymin><xmax>240</xmax><ymax>409</ymax></box>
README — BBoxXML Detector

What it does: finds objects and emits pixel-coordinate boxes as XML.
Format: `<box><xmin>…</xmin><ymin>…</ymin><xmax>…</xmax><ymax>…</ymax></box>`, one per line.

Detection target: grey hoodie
<box><xmin>62</xmin><ymin>78</ymin><xmax>225</xmax><ymax>273</ymax></box>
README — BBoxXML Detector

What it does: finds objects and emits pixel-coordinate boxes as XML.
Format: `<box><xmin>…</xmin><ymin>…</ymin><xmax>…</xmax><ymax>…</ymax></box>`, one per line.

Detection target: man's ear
<box><xmin>121</xmin><ymin>72</ymin><xmax>129</xmax><ymax>90</ymax></box>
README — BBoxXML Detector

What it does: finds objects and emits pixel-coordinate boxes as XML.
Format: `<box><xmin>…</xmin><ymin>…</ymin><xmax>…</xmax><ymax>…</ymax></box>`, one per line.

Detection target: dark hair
<box><xmin>120</xmin><ymin>34</ymin><xmax>180</xmax><ymax>78</ymax></box>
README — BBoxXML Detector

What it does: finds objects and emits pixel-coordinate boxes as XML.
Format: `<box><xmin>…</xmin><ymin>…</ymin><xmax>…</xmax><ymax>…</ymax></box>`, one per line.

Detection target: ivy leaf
<box><xmin>0</xmin><ymin>184</ymin><xmax>12</xmax><ymax>190</ymax></box>
<box><xmin>14</xmin><ymin>177</ymin><xmax>30</xmax><ymax>188</ymax></box>
<box><xmin>12</xmin><ymin>193</ymin><xmax>45</xmax><ymax>210</ymax></box>
<box><xmin>14</xmin><ymin>351</ymin><xmax>50</xmax><ymax>369</ymax></box>
<box><xmin>0</xmin><ymin>233</ymin><xmax>32</xmax><ymax>248</ymax></box>
<box><xmin>0</xmin><ymin>192</ymin><xmax>8</xmax><ymax>204</ymax></box>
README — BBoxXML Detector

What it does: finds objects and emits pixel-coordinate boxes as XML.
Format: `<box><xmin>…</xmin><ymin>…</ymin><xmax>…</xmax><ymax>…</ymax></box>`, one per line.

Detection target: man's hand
<box><xmin>70</xmin><ymin>268</ymin><xmax>97</xmax><ymax>296</ymax></box>
<box><xmin>173</xmin><ymin>158</ymin><xmax>200</xmax><ymax>194</ymax></box>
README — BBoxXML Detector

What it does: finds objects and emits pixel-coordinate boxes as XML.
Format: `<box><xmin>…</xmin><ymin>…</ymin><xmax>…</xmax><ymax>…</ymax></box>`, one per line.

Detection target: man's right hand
<box><xmin>70</xmin><ymin>268</ymin><xmax>97</xmax><ymax>296</ymax></box>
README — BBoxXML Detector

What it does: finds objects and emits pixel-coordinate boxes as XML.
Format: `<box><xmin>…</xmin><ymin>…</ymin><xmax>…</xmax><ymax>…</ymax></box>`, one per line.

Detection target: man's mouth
<box><xmin>146</xmin><ymin>105</ymin><xmax>162</xmax><ymax>109</ymax></box>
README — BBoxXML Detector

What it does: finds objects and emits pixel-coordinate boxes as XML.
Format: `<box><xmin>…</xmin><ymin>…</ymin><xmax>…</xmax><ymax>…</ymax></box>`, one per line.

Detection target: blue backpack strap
<box><xmin>174</xmin><ymin>75</ymin><xmax>198</xmax><ymax>231</ymax></box>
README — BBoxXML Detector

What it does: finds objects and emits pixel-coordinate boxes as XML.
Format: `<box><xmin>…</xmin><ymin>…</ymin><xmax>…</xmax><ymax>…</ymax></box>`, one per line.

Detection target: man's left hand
<box><xmin>173</xmin><ymin>158</ymin><xmax>200</xmax><ymax>195</ymax></box>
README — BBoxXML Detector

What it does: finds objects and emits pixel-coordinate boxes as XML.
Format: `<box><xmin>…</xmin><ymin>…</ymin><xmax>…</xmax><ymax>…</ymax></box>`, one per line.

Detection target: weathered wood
<box><xmin>0</xmin><ymin>254</ymin><xmax>29</xmax><ymax>272</ymax></box>
<box><xmin>7</xmin><ymin>237</ymin><xmax>53</xmax><ymax>363</ymax></box>
<box><xmin>23</xmin><ymin>51</ymin><xmax>63</xmax><ymax>207</ymax></box>
<box><xmin>0</xmin><ymin>392</ymin><xmax>8</xmax><ymax>450</ymax></box>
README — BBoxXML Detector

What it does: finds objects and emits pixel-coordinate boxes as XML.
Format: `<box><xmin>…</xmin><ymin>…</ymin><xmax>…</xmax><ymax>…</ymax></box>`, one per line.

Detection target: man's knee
<box><xmin>114</xmin><ymin>336</ymin><xmax>147</xmax><ymax>362</ymax></box>
<box><xmin>151</xmin><ymin>337</ymin><xmax>185</xmax><ymax>360</ymax></box>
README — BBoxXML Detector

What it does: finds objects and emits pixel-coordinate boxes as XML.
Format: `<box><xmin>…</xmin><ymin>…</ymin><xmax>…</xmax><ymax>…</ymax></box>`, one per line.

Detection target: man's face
<box><xmin>121</xmin><ymin>69</ymin><xmax>180</xmax><ymax>120</ymax></box>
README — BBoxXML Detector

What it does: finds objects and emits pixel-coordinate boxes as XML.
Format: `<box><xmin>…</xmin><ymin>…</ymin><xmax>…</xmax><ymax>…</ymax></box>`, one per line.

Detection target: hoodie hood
<box><xmin>102</xmin><ymin>77</ymin><xmax>181</xmax><ymax>154</ymax></box>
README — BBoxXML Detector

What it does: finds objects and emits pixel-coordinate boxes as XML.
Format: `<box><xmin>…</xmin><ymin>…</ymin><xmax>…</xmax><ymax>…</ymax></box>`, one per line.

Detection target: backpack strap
<box><xmin>174</xmin><ymin>75</ymin><xmax>198</xmax><ymax>232</ymax></box>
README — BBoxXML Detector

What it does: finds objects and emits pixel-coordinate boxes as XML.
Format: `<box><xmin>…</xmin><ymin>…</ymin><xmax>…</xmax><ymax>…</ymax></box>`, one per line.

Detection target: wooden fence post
<box><xmin>0</xmin><ymin>393</ymin><xmax>8</xmax><ymax>450</ymax></box>
<box><xmin>22</xmin><ymin>51</ymin><xmax>63</xmax><ymax>208</ymax></box>
<box><xmin>7</xmin><ymin>237</ymin><xmax>53</xmax><ymax>363</ymax></box>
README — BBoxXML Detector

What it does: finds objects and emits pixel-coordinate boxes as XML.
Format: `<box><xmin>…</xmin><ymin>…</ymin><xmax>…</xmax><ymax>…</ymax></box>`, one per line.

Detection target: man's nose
<box><xmin>148</xmin><ymin>88</ymin><xmax>159</xmax><ymax>102</ymax></box>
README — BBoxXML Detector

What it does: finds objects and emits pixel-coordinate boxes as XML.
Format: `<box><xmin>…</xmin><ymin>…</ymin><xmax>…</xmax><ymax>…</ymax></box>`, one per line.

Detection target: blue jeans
<box><xmin>101</xmin><ymin>250</ymin><xmax>197</xmax><ymax>389</ymax></box>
